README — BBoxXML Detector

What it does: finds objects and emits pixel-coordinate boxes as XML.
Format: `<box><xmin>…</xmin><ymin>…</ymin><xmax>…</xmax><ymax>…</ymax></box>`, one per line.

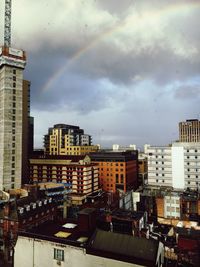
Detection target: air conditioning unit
<box><xmin>57</xmin><ymin>260</ymin><xmax>61</xmax><ymax>266</ymax></box>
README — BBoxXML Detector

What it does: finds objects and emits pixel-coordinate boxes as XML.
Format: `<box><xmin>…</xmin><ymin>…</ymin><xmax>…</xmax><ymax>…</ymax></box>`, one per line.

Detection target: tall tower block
<box><xmin>0</xmin><ymin>46</ymin><xmax>26</xmax><ymax>190</ymax></box>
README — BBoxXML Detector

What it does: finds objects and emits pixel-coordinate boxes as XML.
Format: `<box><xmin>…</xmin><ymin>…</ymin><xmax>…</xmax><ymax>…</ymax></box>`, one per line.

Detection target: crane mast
<box><xmin>4</xmin><ymin>0</ymin><xmax>12</xmax><ymax>47</ymax></box>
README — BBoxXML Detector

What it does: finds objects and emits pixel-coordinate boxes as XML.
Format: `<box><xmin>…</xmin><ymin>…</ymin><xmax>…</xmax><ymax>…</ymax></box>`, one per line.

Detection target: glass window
<box><xmin>54</xmin><ymin>248</ymin><xmax>64</xmax><ymax>261</ymax></box>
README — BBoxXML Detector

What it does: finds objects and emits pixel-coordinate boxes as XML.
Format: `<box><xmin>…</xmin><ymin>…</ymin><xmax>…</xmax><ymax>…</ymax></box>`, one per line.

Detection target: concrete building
<box><xmin>179</xmin><ymin>119</ymin><xmax>200</xmax><ymax>142</ymax></box>
<box><xmin>90</xmin><ymin>151</ymin><xmax>138</xmax><ymax>193</ymax></box>
<box><xmin>0</xmin><ymin>46</ymin><xmax>26</xmax><ymax>191</ymax></box>
<box><xmin>146</xmin><ymin>142</ymin><xmax>200</xmax><ymax>190</ymax></box>
<box><xmin>44</xmin><ymin>124</ymin><xmax>98</xmax><ymax>156</ymax></box>
<box><xmin>14</xmin><ymin>219</ymin><xmax>164</xmax><ymax>267</ymax></box>
<box><xmin>29</xmin><ymin>155</ymin><xmax>99</xmax><ymax>204</ymax></box>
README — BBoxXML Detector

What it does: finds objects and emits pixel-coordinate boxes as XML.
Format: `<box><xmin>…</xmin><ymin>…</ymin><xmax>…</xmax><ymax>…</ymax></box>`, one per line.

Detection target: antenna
<box><xmin>4</xmin><ymin>0</ymin><xmax>12</xmax><ymax>47</ymax></box>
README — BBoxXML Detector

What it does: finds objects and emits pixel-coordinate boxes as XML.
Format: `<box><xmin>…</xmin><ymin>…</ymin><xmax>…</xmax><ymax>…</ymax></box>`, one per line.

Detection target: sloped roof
<box><xmin>88</xmin><ymin>229</ymin><xmax>159</xmax><ymax>266</ymax></box>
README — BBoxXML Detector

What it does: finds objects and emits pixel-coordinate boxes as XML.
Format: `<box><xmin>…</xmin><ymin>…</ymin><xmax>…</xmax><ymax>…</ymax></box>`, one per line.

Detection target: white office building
<box><xmin>146</xmin><ymin>142</ymin><xmax>200</xmax><ymax>190</ymax></box>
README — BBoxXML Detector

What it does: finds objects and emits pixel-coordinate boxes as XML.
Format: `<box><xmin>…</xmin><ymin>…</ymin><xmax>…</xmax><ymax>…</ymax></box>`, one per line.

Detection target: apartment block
<box><xmin>44</xmin><ymin>124</ymin><xmax>98</xmax><ymax>155</ymax></box>
<box><xmin>0</xmin><ymin>46</ymin><xmax>26</xmax><ymax>190</ymax></box>
<box><xmin>29</xmin><ymin>155</ymin><xmax>99</xmax><ymax>197</ymax></box>
<box><xmin>146</xmin><ymin>142</ymin><xmax>200</xmax><ymax>190</ymax></box>
<box><xmin>90</xmin><ymin>151</ymin><xmax>138</xmax><ymax>193</ymax></box>
<box><xmin>179</xmin><ymin>119</ymin><xmax>200</xmax><ymax>142</ymax></box>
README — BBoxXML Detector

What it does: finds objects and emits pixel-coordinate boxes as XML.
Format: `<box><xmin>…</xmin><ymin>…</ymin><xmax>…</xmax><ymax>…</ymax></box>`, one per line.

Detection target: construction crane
<box><xmin>4</xmin><ymin>0</ymin><xmax>12</xmax><ymax>47</ymax></box>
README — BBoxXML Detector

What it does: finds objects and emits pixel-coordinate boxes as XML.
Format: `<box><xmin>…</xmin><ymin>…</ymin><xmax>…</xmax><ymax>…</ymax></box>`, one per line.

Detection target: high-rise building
<box><xmin>44</xmin><ymin>124</ymin><xmax>98</xmax><ymax>155</ymax></box>
<box><xmin>0</xmin><ymin>46</ymin><xmax>26</xmax><ymax>190</ymax></box>
<box><xmin>179</xmin><ymin>119</ymin><xmax>200</xmax><ymax>142</ymax></box>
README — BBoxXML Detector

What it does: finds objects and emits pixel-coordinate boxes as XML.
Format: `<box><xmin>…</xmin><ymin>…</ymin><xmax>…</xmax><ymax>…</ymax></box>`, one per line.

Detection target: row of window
<box><xmin>100</xmin><ymin>168</ymin><xmax>124</xmax><ymax>172</ymax></box>
<box><xmin>99</xmin><ymin>162</ymin><xmax>124</xmax><ymax>166</ymax></box>
<box><xmin>187</xmin><ymin>175</ymin><xmax>199</xmax><ymax>178</ymax></box>
<box><xmin>186</xmin><ymin>156</ymin><xmax>199</xmax><ymax>159</ymax></box>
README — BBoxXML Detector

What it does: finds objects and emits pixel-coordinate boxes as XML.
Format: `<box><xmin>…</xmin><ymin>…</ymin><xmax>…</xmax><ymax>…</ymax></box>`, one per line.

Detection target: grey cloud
<box><xmin>175</xmin><ymin>85</ymin><xmax>200</xmax><ymax>99</ymax></box>
<box><xmin>96</xmin><ymin>0</ymin><xmax>134</xmax><ymax>15</ymax></box>
<box><xmin>9</xmin><ymin>0</ymin><xmax>199</xmax><ymax>148</ymax></box>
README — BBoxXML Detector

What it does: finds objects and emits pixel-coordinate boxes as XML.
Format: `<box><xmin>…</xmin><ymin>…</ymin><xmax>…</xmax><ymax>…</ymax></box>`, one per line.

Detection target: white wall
<box><xmin>171</xmin><ymin>146</ymin><xmax>184</xmax><ymax>189</ymax></box>
<box><xmin>14</xmin><ymin>236</ymin><xmax>145</xmax><ymax>267</ymax></box>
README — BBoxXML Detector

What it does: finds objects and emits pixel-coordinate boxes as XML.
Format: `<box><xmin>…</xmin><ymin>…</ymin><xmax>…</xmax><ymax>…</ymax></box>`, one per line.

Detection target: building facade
<box><xmin>14</xmin><ymin>228</ymin><xmax>164</xmax><ymax>267</ymax></box>
<box><xmin>29</xmin><ymin>155</ymin><xmax>99</xmax><ymax>197</ymax></box>
<box><xmin>90</xmin><ymin>151</ymin><xmax>138</xmax><ymax>193</ymax></box>
<box><xmin>0</xmin><ymin>46</ymin><xmax>26</xmax><ymax>190</ymax></box>
<box><xmin>146</xmin><ymin>142</ymin><xmax>200</xmax><ymax>190</ymax></box>
<box><xmin>44</xmin><ymin>124</ymin><xmax>98</xmax><ymax>156</ymax></box>
<box><xmin>179</xmin><ymin>119</ymin><xmax>200</xmax><ymax>142</ymax></box>
<box><xmin>22</xmin><ymin>80</ymin><xmax>34</xmax><ymax>184</ymax></box>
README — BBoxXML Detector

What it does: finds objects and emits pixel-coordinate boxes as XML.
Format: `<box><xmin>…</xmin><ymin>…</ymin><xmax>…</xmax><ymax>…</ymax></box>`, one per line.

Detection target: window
<box><xmin>54</xmin><ymin>248</ymin><xmax>64</xmax><ymax>261</ymax></box>
<box><xmin>13</xmin><ymin>69</ymin><xmax>16</xmax><ymax>74</ymax></box>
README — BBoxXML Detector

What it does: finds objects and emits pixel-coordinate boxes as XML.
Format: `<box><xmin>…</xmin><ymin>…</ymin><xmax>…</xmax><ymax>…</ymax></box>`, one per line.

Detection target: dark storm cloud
<box><xmin>31</xmin><ymin>70</ymin><xmax>112</xmax><ymax>114</ymax></box>
<box><xmin>4</xmin><ymin>0</ymin><xmax>199</xmax><ymax>147</ymax></box>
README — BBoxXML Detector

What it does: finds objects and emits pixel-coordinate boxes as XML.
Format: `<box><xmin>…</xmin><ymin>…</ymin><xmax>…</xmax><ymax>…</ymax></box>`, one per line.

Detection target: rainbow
<box><xmin>42</xmin><ymin>1</ymin><xmax>200</xmax><ymax>92</ymax></box>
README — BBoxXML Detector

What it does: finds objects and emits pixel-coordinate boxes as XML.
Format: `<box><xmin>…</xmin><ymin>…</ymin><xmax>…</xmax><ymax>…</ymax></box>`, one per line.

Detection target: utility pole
<box><xmin>4</xmin><ymin>0</ymin><xmax>12</xmax><ymax>47</ymax></box>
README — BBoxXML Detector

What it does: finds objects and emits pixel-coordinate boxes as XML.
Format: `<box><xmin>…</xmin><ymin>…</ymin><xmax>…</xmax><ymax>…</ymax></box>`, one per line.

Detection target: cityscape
<box><xmin>0</xmin><ymin>1</ymin><xmax>200</xmax><ymax>267</ymax></box>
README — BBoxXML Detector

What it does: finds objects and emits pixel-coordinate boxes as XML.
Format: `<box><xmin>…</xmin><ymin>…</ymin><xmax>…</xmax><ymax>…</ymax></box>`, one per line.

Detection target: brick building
<box><xmin>90</xmin><ymin>151</ymin><xmax>138</xmax><ymax>193</ymax></box>
<box><xmin>29</xmin><ymin>155</ymin><xmax>99</xmax><ymax>204</ymax></box>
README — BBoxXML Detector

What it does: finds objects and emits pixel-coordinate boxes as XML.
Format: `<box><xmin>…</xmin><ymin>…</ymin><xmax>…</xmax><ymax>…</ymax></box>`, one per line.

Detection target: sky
<box><xmin>1</xmin><ymin>0</ymin><xmax>200</xmax><ymax>149</ymax></box>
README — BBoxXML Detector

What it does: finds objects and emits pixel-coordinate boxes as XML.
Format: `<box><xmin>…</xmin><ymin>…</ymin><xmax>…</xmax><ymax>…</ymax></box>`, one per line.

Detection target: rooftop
<box><xmin>87</xmin><ymin>229</ymin><xmax>160</xmax><ymax>266</ymax></box>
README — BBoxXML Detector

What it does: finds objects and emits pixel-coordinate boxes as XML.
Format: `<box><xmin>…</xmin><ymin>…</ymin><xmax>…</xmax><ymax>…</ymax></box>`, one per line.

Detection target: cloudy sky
<box><xmin>1</xmin><ymin>0</ymin><xmax>200</xmax><ymax>149</ymax></box>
